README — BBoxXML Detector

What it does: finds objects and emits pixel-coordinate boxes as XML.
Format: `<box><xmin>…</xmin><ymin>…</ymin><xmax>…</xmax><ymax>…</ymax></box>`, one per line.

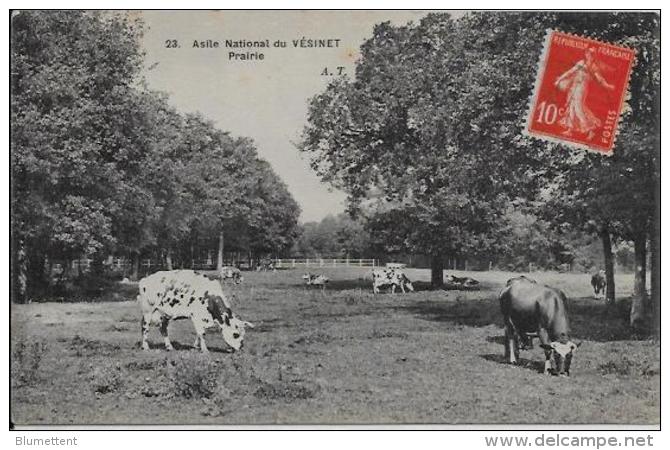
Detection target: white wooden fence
<box><xmin>66</xmin><ymin>257</ymin><xmax>378</xmax><ymax>273</ymax></box>
<box><xmin>273</xmin><ymin>258</ymin><xmax>377</xmax><ymax>268</ymax></box>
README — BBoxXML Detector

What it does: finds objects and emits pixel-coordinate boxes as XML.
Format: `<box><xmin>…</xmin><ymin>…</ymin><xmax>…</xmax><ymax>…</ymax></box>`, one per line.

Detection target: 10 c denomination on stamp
<box><xmin>525</xmin><ymin>30</ymin><xmax>636</xmax><ymax>155</ymax></box>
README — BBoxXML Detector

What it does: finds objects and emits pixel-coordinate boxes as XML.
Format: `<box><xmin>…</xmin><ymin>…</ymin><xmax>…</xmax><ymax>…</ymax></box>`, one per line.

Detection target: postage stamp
<box><xmin>525</xmin><ymin>30</ymin><xmax>636</xmax><ymax>155</ymax></box>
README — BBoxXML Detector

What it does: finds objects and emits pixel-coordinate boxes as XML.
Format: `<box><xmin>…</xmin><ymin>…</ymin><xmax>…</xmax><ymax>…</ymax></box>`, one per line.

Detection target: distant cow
<box><xmin>444</xmin><ymin>274</ymin><xmax>480</xmax><ymax>289</ymax></box>
<box><xmin>256</xmin><ymin>259</ymin><xmax>276</xmax><ymax>272</ymax></box>
<box><xmin>591</xmin><ymin>270</ymin><xmax>606</xmax><ymax>298</ymax></box>
<box><xmin>302</xmin><ymin>273</ymin><xmax>329</xmax><ymax>291</ymax></box>
<box><xmin>137</xmin><ymin>270</ymin><xmax>254</xmax><ymax>353</ymax></box>
<box><xmin>219</xmin><ymin>266</ymin><xmax>243</xmax><ymax>284</ymax></box>
<box><xmin>499</xmin><ymin>276</ymin><xmax>580</xmax><ymax>376</ymax></box>
<box><xmin>372</xmin><ymin>268</ymin><xmax>414</xmax><ymax>294</ymax></box>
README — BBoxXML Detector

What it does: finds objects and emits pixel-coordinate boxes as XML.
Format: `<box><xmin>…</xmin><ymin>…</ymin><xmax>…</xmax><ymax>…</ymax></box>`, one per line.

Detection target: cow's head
<box><xmin>541</xmin><ymin>340</ymin><xmax>581</xmax><ymax>376</ymax></box>
<box><xmin>220</xmin><ymin>315</ymin><xmax>255</xmax><ymax>351</ymax></box>
<box><xmin>302</xmin><ymin>273</ymin><xmax>312</xmax><ymax>281</ymax></box>
<box><xmin>207</xmin><ymin>295</ymin><xmax>254</xmax><ymax>351</ymax></box>
<box><xmin>402</xmin><ymin>275</ymin><xmax>415</xmax><ymax>292</ymax></box>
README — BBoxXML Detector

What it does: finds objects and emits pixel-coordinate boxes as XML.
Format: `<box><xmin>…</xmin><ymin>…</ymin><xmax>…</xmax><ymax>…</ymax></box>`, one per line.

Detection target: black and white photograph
<box><xmin>9</xmin><ymin>9</ymin><xmax>660</xmax><ymax>429</ymax></box>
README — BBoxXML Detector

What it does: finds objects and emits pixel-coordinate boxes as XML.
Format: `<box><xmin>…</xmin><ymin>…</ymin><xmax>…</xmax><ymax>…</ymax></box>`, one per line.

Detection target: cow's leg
<box><xmin>191</xmin><ymin>321</ymin><xmax>209</xmax><ymax>353</ymax></box>
<box><xmin>538</xmin><ymin>327</ymin><xmax>553</xmax><ymax>375</ymax></box>
<box><xmin>159</xmin><ymin>317</ymin><xmax>173</xmax><ymax>351</ymax></box>
<box><xmin>503</xmin><ymin>326</ymin><xmax>511</xmax><ymax>362</ymax></box>
<box><xmin>141</xmin><ymin>316</ymin><xmax>151</xmax><ymax>351</ymax></box>
<box><xmin>391</xmin><ymin>284</ymin><xmax>396</xmax><ymax>294</ymax></box>
<box><xmin>399</xmin><ymin>282</ymin><xmax>406</xmax><ymax>293</ymax></box>
<box><xmin>513</xmin><ymin>333</ymin><xmax>520</xmax><ymax>363</ymax></box>
<box><xmin>193</xmin><ymin>335</ymin><xmax>200</xmax><ymax>349</ymax></box>
<box><xmin>504</xmin><ymin>323</ymin><xmax>517</xmax><ymax>364</ymax></box>
<box><xmin>198</xmin><ymin>334</ymin><xmax>209</xmax><ymax>353</ymax></box>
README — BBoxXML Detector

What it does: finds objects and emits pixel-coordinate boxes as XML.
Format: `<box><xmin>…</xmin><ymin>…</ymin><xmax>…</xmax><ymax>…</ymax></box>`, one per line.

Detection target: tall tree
<box><xmin>299</xmin><ymin>11</ymin><xmax>658</xmax><ymax>305</ymax></box>
<box><xmin>11</xmin><ymin>11</ymin><xmax>147</xmax><ymax>298</ymax></box>
<box><xmin>299</xmin><ymin>17</ymin><xmax>515</xmax><ymax>287</ymax></box>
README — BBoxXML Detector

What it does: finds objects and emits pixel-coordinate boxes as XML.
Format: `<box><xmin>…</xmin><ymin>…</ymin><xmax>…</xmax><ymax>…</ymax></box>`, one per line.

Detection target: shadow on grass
<box><xmin>138</xmin><ymin>340</ymin><xmax>234</xmax><ymax>353</ymax></box>
<box><xmin>395</xmin><ymin>295</ymin><xmax>654</xmax><ymax>343</ymax></box>
<box><xmin>481</xmin><ymin>353</ymin><xmax>545</xmax><ymax>374</ymax></box>
<box><xmin>568</xmin><ymin>296</ymin><xmax>655</xmax><ymax>342</ymax></box>
<box><xmin>395</xmin><ymin>298</ymin><xmax>501</xmax><ymax>327</ymax></box>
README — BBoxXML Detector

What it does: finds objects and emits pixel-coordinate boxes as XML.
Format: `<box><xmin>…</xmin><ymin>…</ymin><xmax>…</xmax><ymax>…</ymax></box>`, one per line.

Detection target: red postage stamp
<box><xmin>525</xmin><ymin>30</ymin><xmax>636</xmax><ymax>155</ymax></box>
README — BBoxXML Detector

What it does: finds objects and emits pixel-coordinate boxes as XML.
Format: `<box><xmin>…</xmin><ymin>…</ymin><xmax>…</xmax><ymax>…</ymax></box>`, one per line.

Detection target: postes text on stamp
<box><xmin>525</xmin><ymin>30</ymin><xmax>636</xmax><ymax>155</ymax></box>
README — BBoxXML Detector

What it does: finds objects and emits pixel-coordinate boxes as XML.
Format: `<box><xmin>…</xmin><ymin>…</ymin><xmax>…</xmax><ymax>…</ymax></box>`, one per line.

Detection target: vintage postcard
<box><xmin>9</xmin><ymin>10</ymin><xmax>660</xmax><ymax>429</ymax></box>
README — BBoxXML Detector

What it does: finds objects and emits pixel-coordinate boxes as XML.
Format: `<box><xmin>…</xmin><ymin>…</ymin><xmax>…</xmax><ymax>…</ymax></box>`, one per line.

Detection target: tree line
<box><xmin>292</xmin><ymin>212</ymin><xmax>637</xmax><ymax>274</ymax></box>
<box><xmin>299</xmin><ymin>12</ymin><xmax>659</xmax><ymax>329</ymax></box>
<box><xmin>11</xmin><ymin>11</ymin><xmax>301</xmax><ymax>301</ymax></box>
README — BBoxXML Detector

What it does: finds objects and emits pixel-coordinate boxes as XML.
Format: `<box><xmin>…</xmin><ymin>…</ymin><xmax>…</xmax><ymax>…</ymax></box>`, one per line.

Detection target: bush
<box><xmin>11</xmin><ymin>339</ymin><xmax>47</xmax><ymax>387</ymax></box>
<box><xmin>598</xmin><ymin>356</ymin><xmax>659</xmax><ymax>377</ymax></box>
<box><xmin>70</xmin><ymin>335</ymin><xmax>121</xmax><ymax>357</ymax></box>
<box><xmin>90</xmin><ymin>363</ymin><xmax>123</xmax><ymax>394</ymax></box>
<box><xmin>168</xmin><ymin>354</ymin><xmax>220</xmax><ymax>399</ymax></box>
<box><xmin>253</xmin><ymin>381</ymin><xmax>317</xmax><ymax>401</ymax></box>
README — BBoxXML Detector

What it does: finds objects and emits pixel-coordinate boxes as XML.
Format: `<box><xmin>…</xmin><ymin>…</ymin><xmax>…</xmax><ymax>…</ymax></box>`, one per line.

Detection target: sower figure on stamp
<box><xmin>554</xmin><ymin>47</ymin><xmax>615</xmax><ymax>141</ymax></box>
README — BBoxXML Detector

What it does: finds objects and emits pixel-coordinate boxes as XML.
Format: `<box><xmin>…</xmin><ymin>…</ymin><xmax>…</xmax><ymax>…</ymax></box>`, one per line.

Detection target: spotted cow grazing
<box><xmin>372</xmin><ymin>268</ymin><xmax>414</xmax><ymax>294</ymax></box>
<box><xmin>220</xmin><ymin>266</ymin><xmax>243</xmax><ymax>284</ymax></box>
<box><xmin>499</xmin><ymin>276</ymin><xmax>580</xmax><ymax>376</ymax></box>
<box><xmin>137</xmin><ymin>270</ymin><xmax>254</xmax><ymax>353</ymax></box>
<box><xmin>591</xmin><ymin>270</ymin><xmax>606</xmax><ymax>298</ymax></box>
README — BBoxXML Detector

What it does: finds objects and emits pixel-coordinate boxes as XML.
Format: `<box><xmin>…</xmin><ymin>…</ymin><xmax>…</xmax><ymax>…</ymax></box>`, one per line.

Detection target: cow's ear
<box><xmin>243</xmin><ymin>320</ymin><xmax>255</xmax><ymax>329</ymax></box>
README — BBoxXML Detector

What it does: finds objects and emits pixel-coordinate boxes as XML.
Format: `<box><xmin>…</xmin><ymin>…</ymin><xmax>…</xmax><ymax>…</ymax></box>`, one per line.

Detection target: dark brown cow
<box><xmin>499</xmin><ymin>276</ymin><xmax>580</xmax><ymax>376</ymax></box>
<box><xmin>591</xmin><ymin>270</ymin><xmax>606</xmax><ymax>297</ymax></box>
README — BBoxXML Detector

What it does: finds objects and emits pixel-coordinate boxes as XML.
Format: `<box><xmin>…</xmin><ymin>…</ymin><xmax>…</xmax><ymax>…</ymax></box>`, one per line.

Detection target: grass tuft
<box><xmin>11</xmin><ymin>340</ymin><xmax>47</xmax><ymax>388</ymax></box>
<box><xmin>167</xmin><ymin>353</ymin><xmax>220</xmax><ymax>399</ymax></box>
<box><xmin>90</xmin><ymin>363</ymin><xmax>123</xmax><ymax>394</ymax></box>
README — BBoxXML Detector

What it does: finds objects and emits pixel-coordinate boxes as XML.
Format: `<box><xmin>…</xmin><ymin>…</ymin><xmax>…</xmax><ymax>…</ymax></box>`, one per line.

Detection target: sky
<box><xmin>138</xmin><ymin>10</ymin><xmax>430</xmax><ymax>222</ymax></box>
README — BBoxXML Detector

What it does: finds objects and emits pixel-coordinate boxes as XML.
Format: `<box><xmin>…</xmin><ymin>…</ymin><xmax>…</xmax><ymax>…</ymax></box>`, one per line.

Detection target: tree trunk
<box><xmin>166</xmin><ymin>249</ymin><xmax>173</xmax><ymax>271</ymax></box>
<box><xmin>430</xmin><ymin>254</ymin><xmax>444</xmax><ymax>289</ymax></box>
<box><xmin>26</xmin><ymin>246</ymin><xmax>48</xmax><ymax>300</ymax></box>
<box><xmin>630</xmin><ymin>233</ymin><xmax>648</xmax><ymax>327</ymax></box>
<box><xmin>651</xmin><ymin>165</ymin><xmax>660</xmax><ymax>338</ymax></box>
<box><xmin>599</xmin><ymin>226</ymin><xmax>616</xmax><ymax>306</ymax></box>
<box><xmin>217</xmin><ymin>231</ymin><xmax>224</xmax><ymax>271</ymax></box>
<box><xmin>131</xmin><ymin>252</ymin><xmax>140</xmax><ymax>281</ymax></box>
<box><xmin>12</xmin><ymin>236</ymin><xmax>27</xmax><ymax>303</ymax></box>
<box><xmin>651</xmin><ymin>210</ymin><xmax>660</xmax><ymax>338</ymax></box>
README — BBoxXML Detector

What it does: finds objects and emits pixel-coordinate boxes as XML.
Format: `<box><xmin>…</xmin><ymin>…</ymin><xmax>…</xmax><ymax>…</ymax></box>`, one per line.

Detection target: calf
<box><xmin>220</xmin><ymin>266</ymin><xmax>243</xmax><ymax>284</ymax></box>
<box><xmin>591</xmin><ymin>270</ymin><xmax>606</xmax><ymax>298</ymax></box>
<box><xmin>372</xmin><ymin>268</ymin><xmax>414</xmax><ymax>294</ymax></box>
<box><xmin>499</xmin><ymin>276</ymin><xmax>580</xmax><ymax>376</ymax></box>
<box><xmin>137</xmin><ymin>270</ymin><xmax>254</xmax><ymax>353</ymax></box>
